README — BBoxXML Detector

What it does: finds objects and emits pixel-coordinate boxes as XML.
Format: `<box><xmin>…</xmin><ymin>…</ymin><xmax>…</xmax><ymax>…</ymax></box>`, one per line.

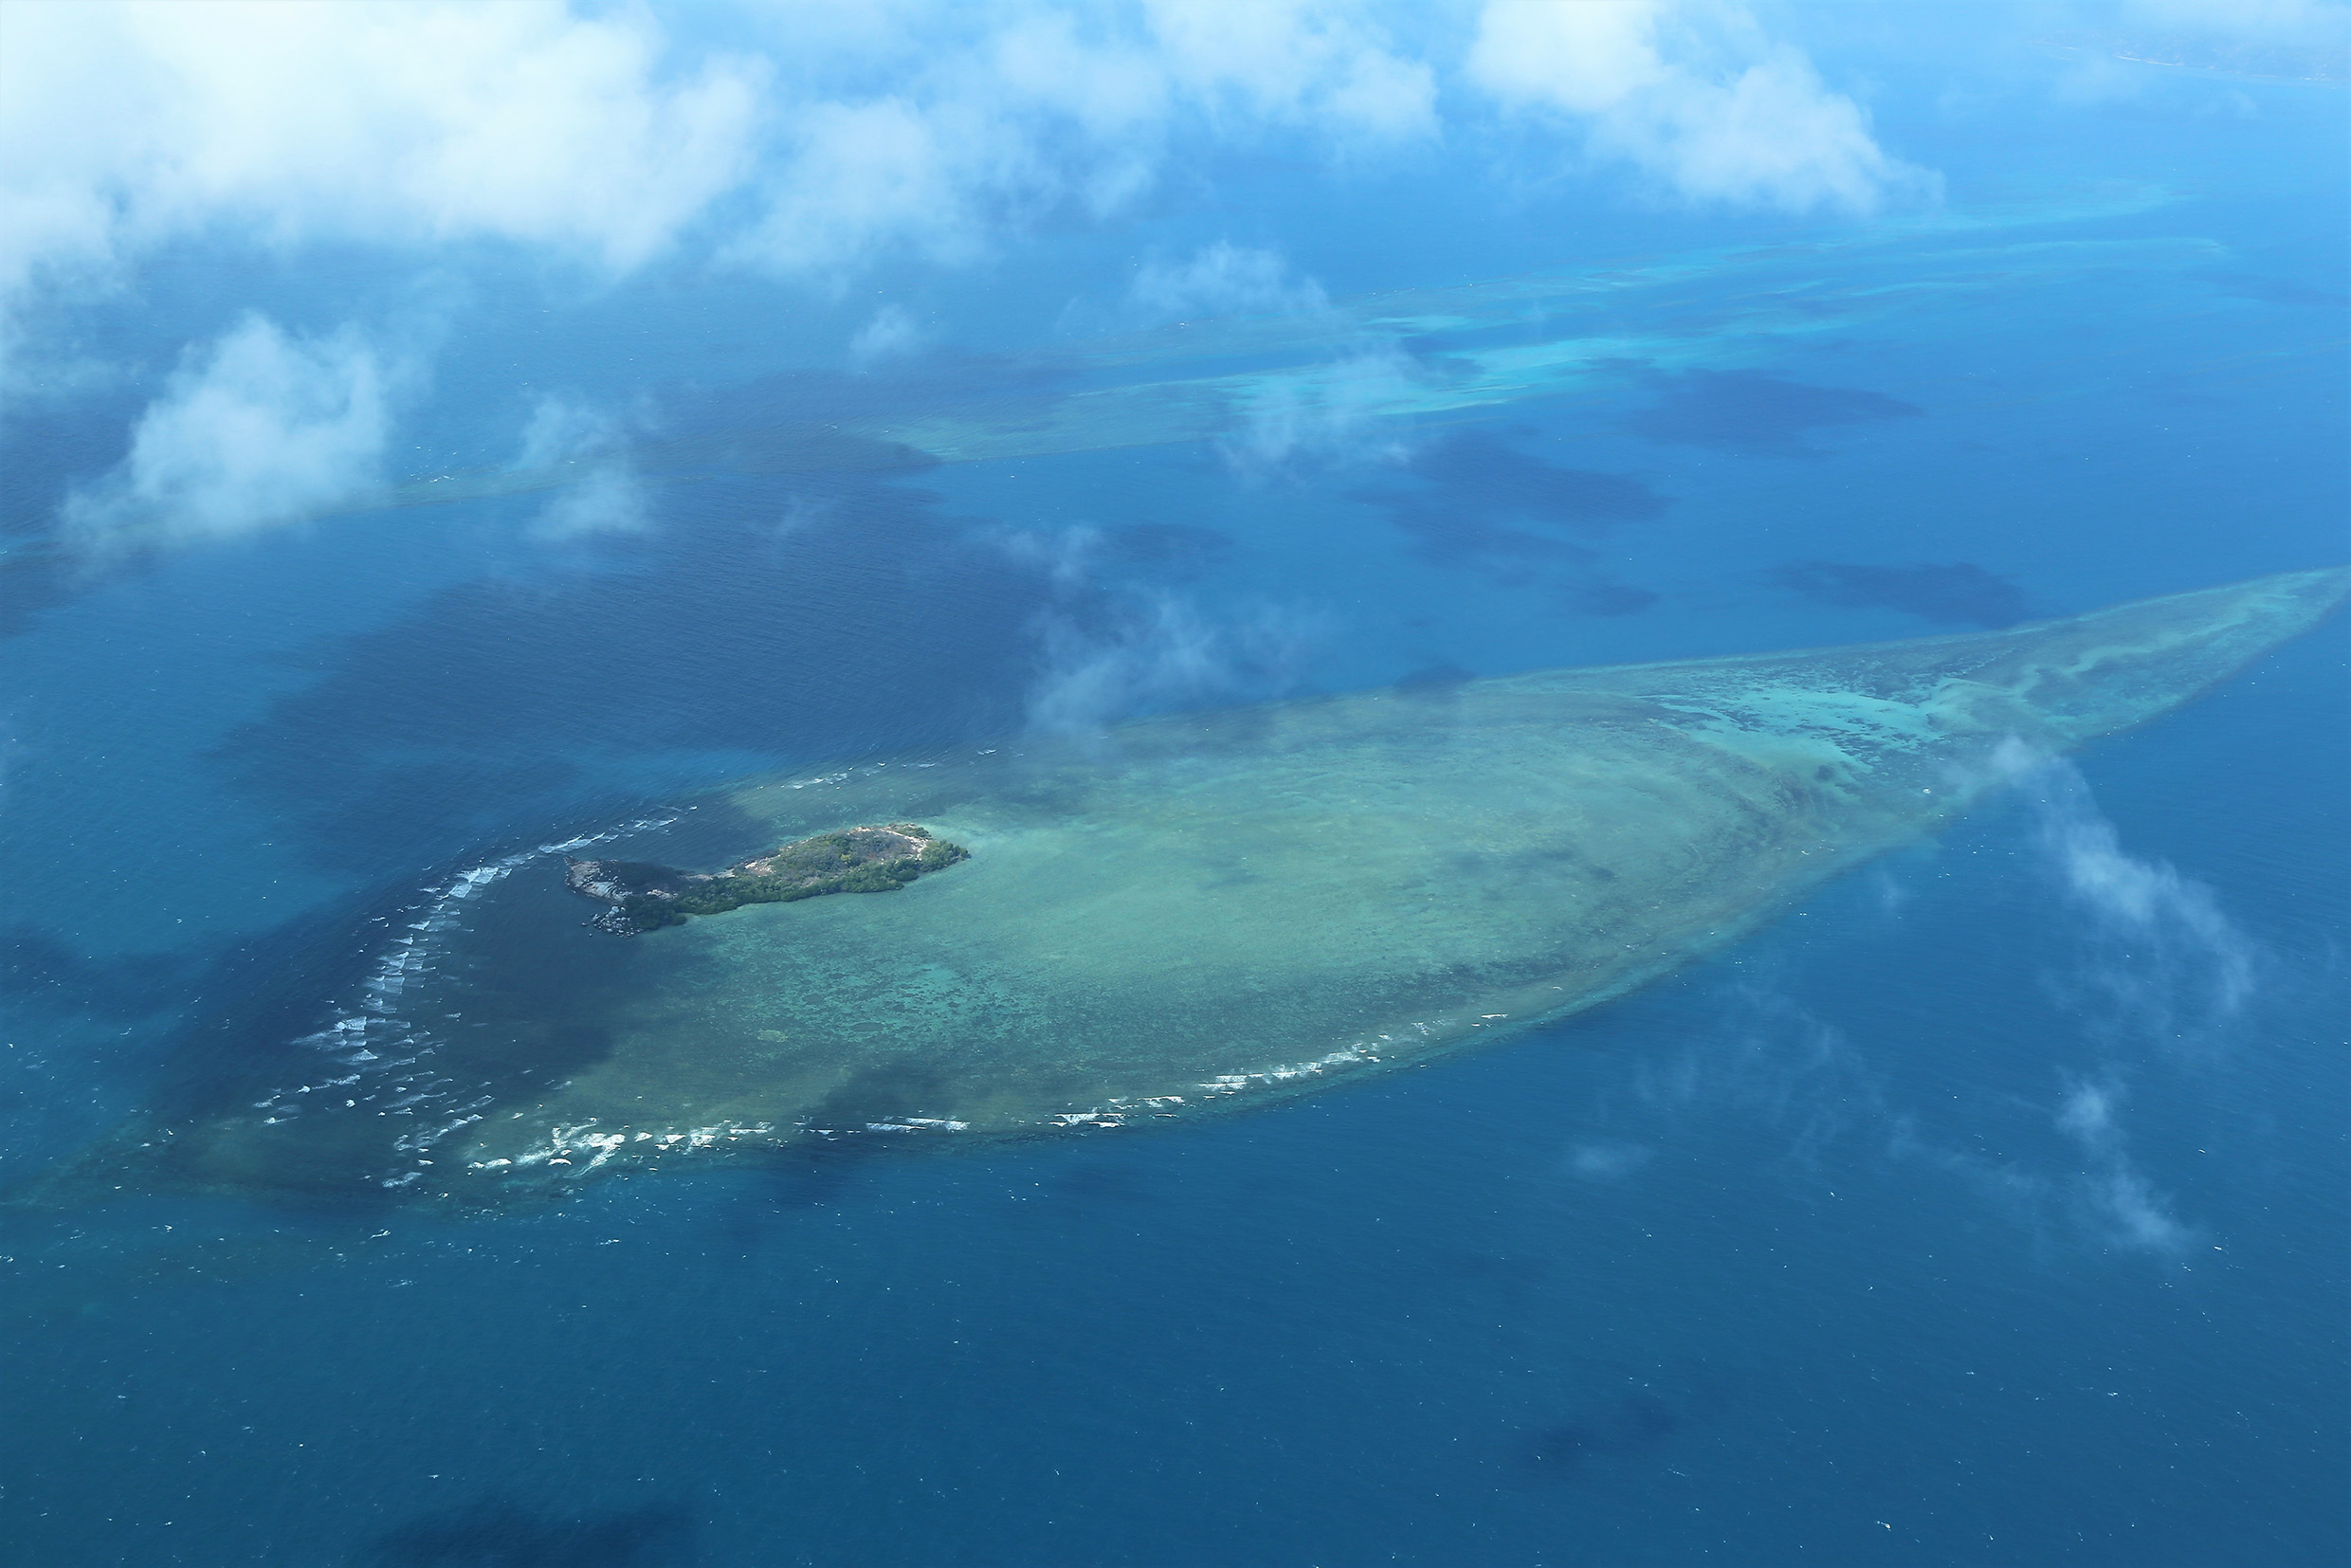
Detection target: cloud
<box><xmin>0</xmin><ymin>1</ymin><xmax>1449</xmax><ymax>425</ymax></box>
<box><xmin>61</xmin><ymin>313</ymin><xmax>403</xmax><ymax>548</ymax></box>
<box><xmin>735</xmin><ymin>95</ymin><xmax>1001</xmax><ymax>277</ymax></box>
<box><xmin>1565</xmin><ymin>1140</ymin><xmax>1656</xmax><ymax>1181</ymax></box>
<box><xmin>1056</xmin><ymin>240</ymin><xmax>1329</xmax><ymax>347</ymax></box>
<box><xmin>1026</xmin><ymin>592</ymin><xmax>1324</xmax><ymax>734</ymax></box>
<box><xmin>1129</xmin><ymin>243</ymin><xmax>1330</xmax><ymax>324</ymax></box>
<box><xmin>1466</xmin><ymin>0</ymin><xmax>1935</xmax><ymax>210</ymax></box>
<box><xmin>726</xmin><ymin>3</ymin><xmax>1436</xmax><ymax>280</ymax></box>
<box><xmin>531</xmin><ymin>467</ymin><xmax>648</xmax><ymax>541</ymax></box>
<box><xmin>1225</xmin><ymin>343</ymin><xmax>1430</xmax><ymax>471</ymax></box>
<box><xmin>1559</xmin><ymin>984</ymin><xmax>1892</xmax><ymax>1177</ymax></box>
<box><xmin>1142</xmin><ymin>0</ymin><xmax>1440</xmax><ymax>140</ymax></box>
<box><xmin>2103</xmin><ymin>0</ymin><xmax>2350</xmax><ymax>57</ymax></box>
<box><xmin>847</xmin><ymin>304</ymin><xmax>927</xmax><ymax>370</ymax></box>
<box><xmin>2036</xmin><ymin>1</ymin><xmax>2351</xmax><ymax>102</ymax></box>
<box><xmin>0</xmin><ymin>1</ymin><xmax>1430</xmax><ymax>320</ymax></box>
<box><xmin>1552</xmin><ymin>951</ymin><xmax>2209</xmax><ymax>1260</ymax></box>
<box><xmin>1544</xmin><ymin>742</ymin><xmax>2253</xmax><ymax>1264</ymax></box>
<box><xmin>1007</xmin><ymin>526</ymin><xmax>1323</xmax><ymax>733</ymax></box>
<box><xmin>508</xmin><ymin>395</ymin><xmax>650</xmax><ymax>540</ymax></box>
<box><xmin>7</xmin><ymin>1</ymin><xmax>1966</xmax><ymax>566</ymax></box>
<box><xmin>0</xmin><ymin>2</ymin><xmax>1935</xmax><ymax>332</ymax></box>
<box><xmin>3</xmin><ymin>2</ymin><xmax>1947</xmax><ymax>398</ymax></box>
<box><xmin>2053</xmin><ymin>1076</ymin><xmax>2196</xmax><ymax>1253</ymax></box>
<box><xmin>0</xmin><ymin>2</ymin><xmax>762</xmax><ymax>345</ymax></box>
<box><xmin>512</xmin><ymin>393</ymin><xmax>616</xmax><ymax>472</ymax></box>
<box><xmin>1994</xmin><ymin>740</ymin><xmax>2258</xmax><ymax>1044</ymax></box>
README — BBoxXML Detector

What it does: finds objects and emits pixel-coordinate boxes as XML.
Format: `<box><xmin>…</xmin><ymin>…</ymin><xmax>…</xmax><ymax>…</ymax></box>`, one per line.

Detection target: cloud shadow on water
<box><xmin>1511</xmin><ymin>1366</ymin><xmax>1729</xmax><ymax>1486</ymax></box>
<box><xmin>209</xmin><ymin>444</ymin><xmax>1074</xmax><ymax>877</ymax></box>
<box><xmin>1</xmin><ymin>926</ymin><xmax>212</xmax><ymax>1022</ymax></box>
<box><xmin>357</xmin><ymin>1496</ymin><xmax>696</xmax><ymax>1568</ymax></box>
<box><xmin>1349</xmin><ymin>428</ymin><xmax>1667</xmax><ymax>615</ymax></box>
<box><xmin>1621</xmin><ymin>370</ymin><xmax>1922</xmax><ymax>458</ymax></box>
<box><xmin>1771</xmin><ymin>559</ymin><xmax>2032</xmax><ymax>628</ymax></box>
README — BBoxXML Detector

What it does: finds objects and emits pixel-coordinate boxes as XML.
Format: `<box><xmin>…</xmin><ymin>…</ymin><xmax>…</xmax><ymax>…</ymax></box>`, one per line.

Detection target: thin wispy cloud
<box><xmin>1943</xmin><ymin>744</ymin><xmax>2250</xmax><ymax>1254</ymax></box>
<box><xmin>513</xmin><ymin>394</ymin><xmax>650</xmax><ymax>540</ymax></box>
<box><xmin>1225</xmin><ymin>343</ymin><xmax>1429</xmax><ymax>473</ymax></box>
<box><xmin>2044</xmin><ymin>0</ymin><xmax>2351</xmax><ymax>100</ymax></box>
<box><xmin>1993</xmin><ymin>738</ymin><xmax>2260</xmax><ymax>1049</ymax></box>
<box><xmin>1130</xmin><ymin>243</ymin><xmax>1331</xmax><ymax>324</ymax></box>
<box><xmin>512</xmin><ymin>393</ymin><xmax>623</xmax><ymax>473</ymax></box>
<box><xmin>2052</xmin><ymin>1075</ymin><xmax>2197</xmax><ymax>1253</ymax></box>
<box><xmin>1055</xmin><ymin>241</ymin><xmax>1330</xmax><ymax>338</ymax></box>
<box><xmin>1563</xmin><ymin>1140</ymin><xmax>1656</xmax><ymax>1182</ymax></box>
<box><xmin>1559</xmin><ymin>984</ymin><xmax>1895</xmax><ymax>1187</ymax></box>
<box><xmin>1003</xmin><ymin>526</ymin><xmax>1323</xmax><ymax>734</ymax></box>
<box><xmin>1554</xmin><ymin>796</ymin><xmax>2237</xmax><ymax>1263</ymax></box>
<box><xmin>847</xmin><ymin>304</ymin><xmax>928</xmax><ymax>371</ymax></box>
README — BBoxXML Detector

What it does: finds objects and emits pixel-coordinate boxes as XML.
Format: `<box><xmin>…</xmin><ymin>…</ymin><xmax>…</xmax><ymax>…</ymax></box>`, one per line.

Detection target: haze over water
<box><xmin>2</xmin><ymin>6</ymin><xmax>2345</xmax><ymax>1565</ymax></box>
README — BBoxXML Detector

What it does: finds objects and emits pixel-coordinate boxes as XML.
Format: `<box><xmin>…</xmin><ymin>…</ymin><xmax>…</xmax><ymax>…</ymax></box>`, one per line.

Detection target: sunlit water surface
<box><xmin>2</xmin><ymin>43</ymin><xmax>2345</xmax><ymax>1568</ymax></box>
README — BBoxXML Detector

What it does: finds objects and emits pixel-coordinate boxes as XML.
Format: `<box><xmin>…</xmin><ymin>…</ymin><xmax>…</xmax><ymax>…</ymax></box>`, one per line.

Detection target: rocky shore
<box><xmin>567</xmin><ymin>823</ymin><xmax>968</xmax><ymax>934</ymax></box>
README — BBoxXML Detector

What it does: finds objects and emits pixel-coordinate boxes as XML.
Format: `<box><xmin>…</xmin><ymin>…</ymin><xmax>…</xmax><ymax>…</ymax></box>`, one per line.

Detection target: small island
<box><xmin>567</xmin><ymin>823</ymin><xmax>968</xmax><ymax>934</ymax></box>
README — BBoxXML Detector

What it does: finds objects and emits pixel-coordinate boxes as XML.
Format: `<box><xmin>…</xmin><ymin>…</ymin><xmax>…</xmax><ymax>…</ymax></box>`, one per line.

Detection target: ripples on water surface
<box><xmin>2</xmin><ymin>13</ymin><xmax>2345</xmax><ymax>1565</ymax></box>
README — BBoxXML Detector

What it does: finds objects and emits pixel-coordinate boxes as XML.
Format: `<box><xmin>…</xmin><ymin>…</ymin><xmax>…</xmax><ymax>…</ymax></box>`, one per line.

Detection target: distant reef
<box><xmin>566</xmin><ymin>823</ymin><xmax>968</xmax><ymax>934</ymax></box>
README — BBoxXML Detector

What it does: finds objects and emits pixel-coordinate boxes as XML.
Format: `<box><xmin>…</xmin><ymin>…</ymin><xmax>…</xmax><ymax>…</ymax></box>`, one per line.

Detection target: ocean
<box><xmin>1</xmin><ymin>12</ymin><xmax>2344</xmax><ymax>1565</ymax></box>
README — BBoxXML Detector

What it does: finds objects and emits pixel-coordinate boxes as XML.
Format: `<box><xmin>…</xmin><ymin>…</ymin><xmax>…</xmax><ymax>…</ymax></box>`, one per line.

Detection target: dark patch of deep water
<box><xmin>3</xmin><ymin>61</ymin><xmax>2347</xmax><ymax>1568</ymax></box>
<box><xmin>207</xmin><ymin>460</ymin><xmax>1066</xmax><ymax>878</ymax></box>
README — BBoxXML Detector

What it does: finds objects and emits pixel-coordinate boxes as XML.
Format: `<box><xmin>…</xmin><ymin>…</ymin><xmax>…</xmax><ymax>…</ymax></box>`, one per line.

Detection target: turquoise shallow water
<box><xmin>1</xmin><ymin>19</ymin><xmax>2346</xmax><ymax>1565</ymax></box>
<box><xmin>59</xmin><ymin>570</ymin><xmax>2339</xmax><ymax>1214</ymax></box>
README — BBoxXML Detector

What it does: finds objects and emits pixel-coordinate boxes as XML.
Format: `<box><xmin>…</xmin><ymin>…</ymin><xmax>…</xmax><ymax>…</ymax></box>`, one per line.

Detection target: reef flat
<box><xmin>566</xmin><ymin>824</ymin><xmax>968</xmax><ymax>933</ymax></box>
<box><xmin>27</xmin><ymin>568</ymin><xmax>2345</xmax><ymax>1213</ymax></box>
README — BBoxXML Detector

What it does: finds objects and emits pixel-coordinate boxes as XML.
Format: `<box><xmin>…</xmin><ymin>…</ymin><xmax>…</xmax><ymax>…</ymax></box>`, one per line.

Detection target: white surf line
<box><xmin>467</xmin><ymin>1106</ymin><xmax>975</xmax><ymax>1177</ymax></box>
<box><xmin>224</xmin><ymin>814</ymin><xmax>682</xmax><ymax>1190</ymax></box>
<box><xmin>1035</xmin><ymin>1041</ymin><xmax>1397</xmax><ymax>1130</ymax></box>
<box><xmin>483</xmin><ymin>1118</ymin><xmax>781</xmax><ymax>1174</ymax></box>
<box><xmin>1184</xmin><ymin>1041</ymin><xmax>1393</xmax><ymax>1103</ymax></box>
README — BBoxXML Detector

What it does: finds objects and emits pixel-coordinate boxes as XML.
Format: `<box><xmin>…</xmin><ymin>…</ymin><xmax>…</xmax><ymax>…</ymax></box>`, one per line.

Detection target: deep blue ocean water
<box><xmin>3</xmin><ymin>23</ymin><xmax>2346</xmax><ymax>1567</ymax></box>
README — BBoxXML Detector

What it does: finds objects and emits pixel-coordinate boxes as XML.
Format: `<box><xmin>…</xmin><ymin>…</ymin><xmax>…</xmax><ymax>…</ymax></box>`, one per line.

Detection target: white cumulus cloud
<box><xmin>62</xmin><ymin>314</ymin><xmax>404</xmax><ymax>548</ymax></box>
<box><xmin>0</xmin><ymin>1</ymin><xmax>763</xmax><ymax>331</ymax></box>
<box><xmin>728</xmin><ymin>1</ymin><xmax>1437</xmax><ymax>279</ymax></box>
<box><xmin>1466</xmin><ymin>0</ymin><xmax>1932</xmax><ymax>211</ymax></box>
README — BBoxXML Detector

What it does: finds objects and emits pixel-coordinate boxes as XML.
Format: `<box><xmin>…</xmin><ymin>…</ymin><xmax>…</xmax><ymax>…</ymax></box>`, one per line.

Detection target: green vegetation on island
<box><xmin>567</xmin><ymin>823</ymin><xmax>967</xmax><ymax>933</ymax></box>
